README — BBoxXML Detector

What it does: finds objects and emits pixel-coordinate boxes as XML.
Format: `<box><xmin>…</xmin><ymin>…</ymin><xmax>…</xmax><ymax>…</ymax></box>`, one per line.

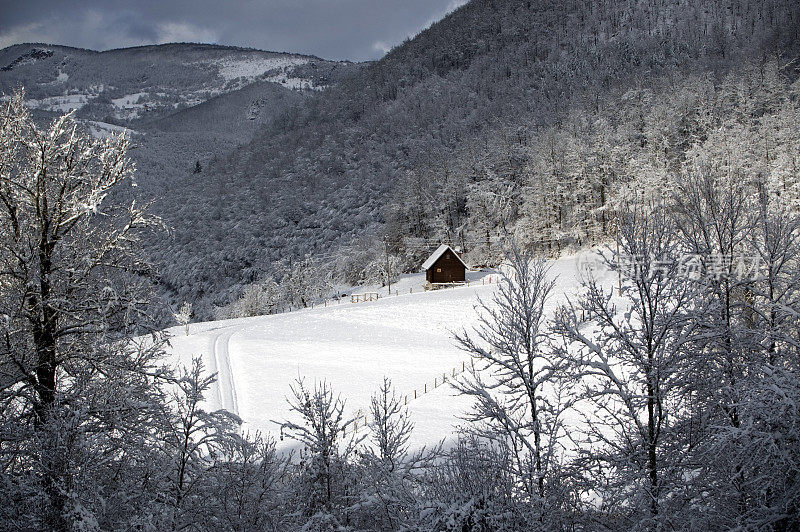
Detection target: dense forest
<box><xmin>208</xmin><ymin>0</ymin><xmax>800</xmax><ymax>320</ymax></box>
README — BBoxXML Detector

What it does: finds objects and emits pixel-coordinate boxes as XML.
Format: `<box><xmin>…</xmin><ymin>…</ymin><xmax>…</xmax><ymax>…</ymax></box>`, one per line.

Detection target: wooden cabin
<box><xmin>421</xmin><ymin>244</ymin><xmax>467</xmax><ymax>284</ymax></box>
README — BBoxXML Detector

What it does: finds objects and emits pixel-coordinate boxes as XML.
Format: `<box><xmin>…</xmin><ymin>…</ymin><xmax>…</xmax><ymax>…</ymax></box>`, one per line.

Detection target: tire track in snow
<box><xmin>205</xmin><ymin>332</ymin><xmax>224</xmax><ymax>409</ymax></box>
<box><xmin>212</xmin><ymin>328</ymin><xmax>239</xmax><ymax>416</ymax></box>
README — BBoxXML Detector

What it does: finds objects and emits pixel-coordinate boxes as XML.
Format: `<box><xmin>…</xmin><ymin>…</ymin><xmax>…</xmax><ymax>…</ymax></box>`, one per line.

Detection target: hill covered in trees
<box><xmin>0</xmin><ymin>42</ymin><xmax>363</xmax><ymax>316</ymax></box>
<box><xmin>0</xmin><ymin>42</ymin><xmax>354</xmax><ymax>126</ymax></box>
<box><xmin>3</xmin><ymin>1</ymin><xmax>799</xmax><ymax>319</ymax></box>
<box><xmin>144</xmin><ymin>0</ymin><xmax>800</xmax><ymax>317</ymax></box>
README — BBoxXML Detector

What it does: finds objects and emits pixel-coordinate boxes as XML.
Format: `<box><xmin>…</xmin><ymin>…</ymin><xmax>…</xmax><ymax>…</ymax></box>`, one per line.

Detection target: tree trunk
<box><xmin>647</xmin><ymin>376</ymin><xmax>659</xmax><ymax>520</ymax></box>
<box><xmin>32</xmin><ymin>225</ymin><xmax>69</xmax><ymax>529</ymax></box>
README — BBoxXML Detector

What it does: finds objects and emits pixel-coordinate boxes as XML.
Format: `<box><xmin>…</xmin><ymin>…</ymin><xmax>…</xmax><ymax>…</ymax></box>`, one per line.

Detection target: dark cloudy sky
<box><xmin>0</xmin><ymin>0</ymin><xmax>467</xmax><ymax>61</ymax></box>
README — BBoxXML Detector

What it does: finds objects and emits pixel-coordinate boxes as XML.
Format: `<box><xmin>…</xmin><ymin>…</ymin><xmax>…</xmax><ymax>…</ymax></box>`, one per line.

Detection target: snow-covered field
<box><xmin>214</xmin><ymin>56</ymin><xmax>310</xmax><ymax>82</ymax></box>
<box><xmin>165</xmin><ymin>251</ymin><xmax>608</xmax><ymax>451</ymax></box>
<box><xmin>110</xmin><ymin>92</ymin><xmax>149</xmax><ymax>109</ymax></box>
<box><xmin>24</xmin><ymin>94</ymin><xmax>90</xmax><ymax>112</ymax></box>
<box><xmin>85</xmin><ymin>121</ymin><xmax>137</xmax><ymax>139</ymax></box>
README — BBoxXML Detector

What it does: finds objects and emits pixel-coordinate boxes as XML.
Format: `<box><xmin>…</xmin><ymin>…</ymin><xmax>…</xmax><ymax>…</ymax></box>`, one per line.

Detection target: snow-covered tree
<box><xmin>0</xmin><ymin>89</ymin><xmax>165</xmax><ymax>528</ymax></box>
<box><xmin>554</xmin><ymin>206</ymin><xmax>696</xmax><ymax>527</ymax></box>
<box><xmin>202</xmin><ymin>432</ymin><xmax>290</xmax><ymax>531</ymax></box>
<box><xmin>174</xmin><ymin>301</ymin><xmax>192</xmax><ymax>335</ymax></box>
<box><xmin>223</xmin><ymin>276</ymin><xmax>281</xmax><ymax>318</ymax></box>
<box><xmin>454</xmin><ymin>243</ymin><xmax>571</xmax><ymax>521</ymax></box>
<box><xmin>162</xmin><ymin>358</ymin><xmax>241</xmax><ymax>529</ymax></box>
<box><xmin>360</xmin><ymin>245</ymin><xmax>403</xmax><ymax>292</ymax></box>
<box><xmin>280</xmin><ymin>257</ymin><xmax>331</xmax><ymax>309</ymax></box>
<box><xmin>670</xmin><ymin>170</ymin><xmax>800</xmax><ymax>528</ymax></box>
<box><xmin>278</xmin><ymin>378</ymin><xmax>361</xmax><ymax>525</ymax></box>
<box><xmin>367</xmin><ymin>377</ymin><xmax>412</xmax><ymax>470</ymax></box>
<box><xmin>417</xmin><ymin>435</ymin><xmax>525</xmax><ymax>530</ymax></box>
<box><xmin>352</xmin><ymin>377</ymin><xmax>422</xmax><ymax>530</ymax></box>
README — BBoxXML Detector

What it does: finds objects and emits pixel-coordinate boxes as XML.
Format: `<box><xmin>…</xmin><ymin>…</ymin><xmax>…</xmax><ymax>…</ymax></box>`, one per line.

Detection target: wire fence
<box><xmin>269</xmin><ymin>276</ymin><xmax>502</xmax><ymax>436</ymax></box>
<box><xmin>271</xmin><ymin>274</ymin><xmax>498</xmax><ymax>314</ymax></box>
<box><xmin>342</xmin><ymin>355</ymin><xmax>477</xmax><ymax>436</ymax></box>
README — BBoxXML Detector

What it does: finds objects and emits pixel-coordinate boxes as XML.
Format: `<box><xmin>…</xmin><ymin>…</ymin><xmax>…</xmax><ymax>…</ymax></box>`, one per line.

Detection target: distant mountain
<box><xmin>0</xmin><ymin>42</ymin><xmax>355</xmax><ymax>127</ymax></box>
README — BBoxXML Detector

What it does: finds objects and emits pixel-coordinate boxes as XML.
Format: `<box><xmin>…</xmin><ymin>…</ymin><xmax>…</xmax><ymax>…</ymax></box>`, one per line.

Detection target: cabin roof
<box><xmin>421</xmin><ymin>244</ymin><xmax>468</xmax><ymax>271</ymax></box>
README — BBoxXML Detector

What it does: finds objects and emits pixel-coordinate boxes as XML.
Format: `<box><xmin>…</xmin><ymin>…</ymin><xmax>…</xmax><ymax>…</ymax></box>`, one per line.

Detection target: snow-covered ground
<box><xmin>214</xmin><ymin>56</ymin><xmax>310</xmax><ymax>82</ymax></box>
<box><xmin>111</xmin><ymin>92</ymin><xmax>149</xmax><ymax>109</ymax></box>
<box><xmin>264</xmin><ymin>70</ymin><xmax>321</xmax><ymax>91</ymax></box>
<box><xmin>85</xmin><ymin>121</ymin><xmax>137</xmax><ymax>139</ymax></box>
<box><xmin>164</xmin><ymin>251</ymin><xmax>610</xmax><ymax>451</ymax></box>
<box><xmin>24</xmin><ymin>94</ymin><xmax>90</xmax><ymax>112</ymax></box>
<box><xmin>212</xmin><ymin>56</ymin><xmax>323</xmax><ymax>90</ymax></box>
<box><xmin>110</xmin><ymin>92</ymin><xmax>158</xmax><ymax>119</ymax></box>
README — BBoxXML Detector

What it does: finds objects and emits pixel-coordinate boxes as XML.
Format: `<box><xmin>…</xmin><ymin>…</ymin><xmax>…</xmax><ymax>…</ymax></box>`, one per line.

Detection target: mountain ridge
<box><xmin>0</xmin><ymin>41</ymin><xmax>358</xmax><ymax>127</ymax></box>
<box><xmin>0</xmin><ymin>41</ymin><xmax>346</xmax><ymax>68</ymax></box>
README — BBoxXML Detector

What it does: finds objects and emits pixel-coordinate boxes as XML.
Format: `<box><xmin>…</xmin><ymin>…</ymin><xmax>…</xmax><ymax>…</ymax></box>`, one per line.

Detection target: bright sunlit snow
<box><xmin>164</xmin><ymin>251</ymin><xmax>607</xmax><ymax>451</ymax></box>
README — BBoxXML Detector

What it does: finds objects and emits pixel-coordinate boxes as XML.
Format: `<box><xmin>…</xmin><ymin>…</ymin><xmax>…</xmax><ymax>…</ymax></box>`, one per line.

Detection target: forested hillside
<box><xmin>3</xmin><ymin>2</ymin><xmax>798</xmax><ymax>319</ymax></box>
<box><xmin>0</xmin><ymin>42</ymin><xmax>363</xmax><ymax>318</ymax></box>
<box><xmin>0</xmin><ymin>42</ymin><xmax>352</xmax><ymax>126</ymax></box>
<box><xmin>164</xmin><ymin>0</ymin><xmax>800</xmax><ymax>318</ymax></box>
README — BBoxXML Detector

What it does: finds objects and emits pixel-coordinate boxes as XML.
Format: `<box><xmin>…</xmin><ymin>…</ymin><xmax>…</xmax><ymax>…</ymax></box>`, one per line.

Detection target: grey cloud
<box><xmin>0</xmin><ymin>0</ymin><xmax>464</xmax><ymax>60</ymax></box>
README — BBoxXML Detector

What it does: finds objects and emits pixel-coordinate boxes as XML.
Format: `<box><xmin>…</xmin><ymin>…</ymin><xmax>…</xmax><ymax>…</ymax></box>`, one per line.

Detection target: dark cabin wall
<box><xmin>427</xmin><ymin>251</ymin><xmax>466</xmax><ymax>283</ymax></box>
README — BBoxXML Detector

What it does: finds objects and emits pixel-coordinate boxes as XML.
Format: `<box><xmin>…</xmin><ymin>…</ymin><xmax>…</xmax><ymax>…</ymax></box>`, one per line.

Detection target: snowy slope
<box><xmin>84</xmin><ymin>121</ymin><xmax>137</xmax><ymax>139</ymax></box>
<box><xmin>0</xmin><ymin>43</ymin><xmax>357</xmax><ymax>126</ymax></box>
<box><xmin>164</xmin><ymin>251</ymin><xmax>610</xmax><ymax>451</ymax></box>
